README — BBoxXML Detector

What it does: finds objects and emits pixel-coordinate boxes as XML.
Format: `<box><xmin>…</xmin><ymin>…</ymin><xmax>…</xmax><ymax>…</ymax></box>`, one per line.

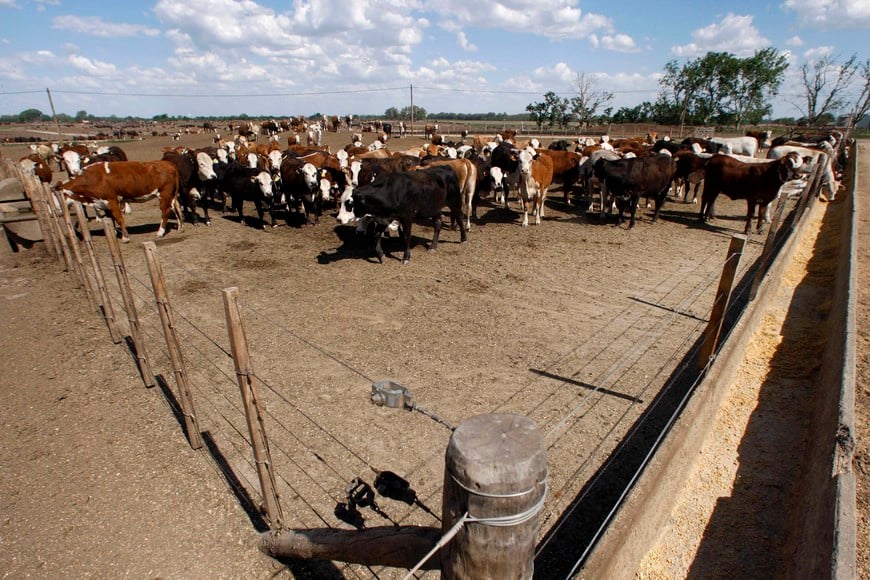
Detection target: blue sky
<box><xmin>0</xmin><ymin>0</ymin><xmax>868</xmax><ymax>119</ymax></box>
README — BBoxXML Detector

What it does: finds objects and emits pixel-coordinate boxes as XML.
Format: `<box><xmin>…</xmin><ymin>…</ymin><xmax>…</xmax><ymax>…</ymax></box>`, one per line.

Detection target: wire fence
<box><xmin>0</xmin><ymin>145</ymin><xmax>831</xmax><ymax>578</ymax></box>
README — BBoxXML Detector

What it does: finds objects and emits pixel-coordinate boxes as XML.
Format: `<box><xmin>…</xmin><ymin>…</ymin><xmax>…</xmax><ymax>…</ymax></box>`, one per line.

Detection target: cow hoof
<box><xmin>121</xmin><ymin>237</ymin><xmax>130</xmax><ymax>243</ymax></box>
<box><xmin>206</xmin><ymin>220</ymin><xmax>212</xmax><ymax>226</ymax></box>
<box><xmin>401</xmin><ymin>259</ymin><xmax>410</xmax><ymax>265</ymax></box>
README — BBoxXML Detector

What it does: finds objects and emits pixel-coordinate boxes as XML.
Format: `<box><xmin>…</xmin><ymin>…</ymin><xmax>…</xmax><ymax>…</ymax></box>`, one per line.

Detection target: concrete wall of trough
<box><xmin>579</xmin><ymin>147</ymin><xmax>858</xmax><ymax>579</ymax></box>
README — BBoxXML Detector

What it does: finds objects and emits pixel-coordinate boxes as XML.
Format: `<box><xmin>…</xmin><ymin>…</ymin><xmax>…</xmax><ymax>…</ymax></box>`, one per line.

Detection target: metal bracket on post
<box><xmin>371</xmin><ymin>380</ymin><xmax>414</xmax><ymax>410</ymax></box>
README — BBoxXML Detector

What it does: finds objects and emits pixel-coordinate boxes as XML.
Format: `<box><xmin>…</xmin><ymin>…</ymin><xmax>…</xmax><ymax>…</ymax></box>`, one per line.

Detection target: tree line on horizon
<box><xmin>3</xmin><ymin>50</ymin><xmax>867</xmax><ymax>131</ymax></box>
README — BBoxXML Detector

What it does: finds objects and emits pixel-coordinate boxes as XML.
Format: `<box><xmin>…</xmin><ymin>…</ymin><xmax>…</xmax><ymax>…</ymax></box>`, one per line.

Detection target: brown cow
<box><xmin>535</xmin><ymin>149</ymin><xmax>585</xmax><ymax>205</ymax></box>
<box><xmin>419</xmin><ymin>158</ymin><xmax>478</xmax><ymax>230</ymax></box>
<box><xmin>700</xmin><ymin>152</ymin><xmax>802</xmax><ymax>234</ymax></box>
<box><xmin>19</xmin><ymin>154</ymin><xmax>52</xmax><ymax>183</ymax></box>
<box><xmin>516</xmin><ymin>149</ymin><xmax>554</xmax><ymax>226</ymax></box>
<box><xmin>57</xmin><ymin>160</ymin><xmax>182</xmax><ymax>242</ymax></box>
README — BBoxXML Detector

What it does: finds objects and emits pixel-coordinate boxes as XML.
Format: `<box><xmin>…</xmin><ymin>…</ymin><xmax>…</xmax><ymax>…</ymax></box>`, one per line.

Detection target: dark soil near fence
<box><xmin>1</xmin><ymin>126</ymin><xmax>865</xmax><ymax>578</ymax></box>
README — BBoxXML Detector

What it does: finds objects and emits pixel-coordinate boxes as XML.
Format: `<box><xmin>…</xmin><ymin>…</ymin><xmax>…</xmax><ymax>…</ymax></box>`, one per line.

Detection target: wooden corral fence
<box><xmin>0</xmin><ymin>135</ymin><xmax>847</xmax><ymax>578</ymax></box>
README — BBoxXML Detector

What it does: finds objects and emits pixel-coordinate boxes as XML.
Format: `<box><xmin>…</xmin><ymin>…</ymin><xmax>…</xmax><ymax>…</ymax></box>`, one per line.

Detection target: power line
<box><xmin>47</xmin><ymin>86</ymin><xmax>408</xmax><ymax>98</ymax></box>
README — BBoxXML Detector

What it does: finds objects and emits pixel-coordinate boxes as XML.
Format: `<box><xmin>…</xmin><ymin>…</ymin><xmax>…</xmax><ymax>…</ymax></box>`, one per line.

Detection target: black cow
<box><xmin>279</xmin><ymin>157</ymin><xmax>322</xmax><ymax>226</ymax></box>
<box><xmin>382</xmin><ymin>123</ymin><xmax>392</xmax><ymax>138</ymax></box>
<box><xmin>161</xmin><ymin>150</ymin><xmax>202</xmax><ymax>223</ymax></box>
<box><xmin>489</xmin><ymin>141</ymin><xmax>520</xmax><ymax>207</ymax></box>
<box><xmin>345</xmin><ymin>165</ymin><xmax>467</xmax><ymax>264</ymax></box>
<box><xmin>548</xmin><ymin>139</ymin><xmax>572</xmax><ymax>151</ymax></box>
<box><xmin>593</xmin><ymin>155</ymin><xmax>676</xmax><ymax>228</ymax></box>
<box><xmin>220</xmin><ymin>161</ymin><xmax>277</xmax><ymax>229</ymax></box>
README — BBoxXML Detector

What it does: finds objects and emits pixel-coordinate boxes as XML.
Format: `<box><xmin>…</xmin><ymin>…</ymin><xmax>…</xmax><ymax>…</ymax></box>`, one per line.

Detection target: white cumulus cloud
<box><xmin>782</xmin><ymin>0</ymin><xmax>870</xmax><ymax>29</ymax></box>
<box><xmin>671</xmin><ymin>14</ymin><xmax>769</xmax><ymax>57</ymax></box>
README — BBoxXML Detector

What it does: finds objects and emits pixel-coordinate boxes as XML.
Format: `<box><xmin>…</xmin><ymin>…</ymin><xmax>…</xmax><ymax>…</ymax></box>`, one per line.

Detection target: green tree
<box><xmin>384</xmin><ymin>107</ymin><xmax>400</xmax><ymax>118</ymax></box>
<box><xmin>19</xmin><ymin>108</ymin><xmax>44</xmax><ymax>123</ymax></box>
<box><xmin>75</xmin><ymin>110</ymin><xmax>88</xmax><ymax>122</ymax></box>
<box><xmin>526</xmin><ymin>91</ymin><xmax>568</xmax><ymax>129</ymax></box>
<box><xmin>658</xmin><ymin>49</ymin><xmax>787</xmax><ymax>128</ymax></box>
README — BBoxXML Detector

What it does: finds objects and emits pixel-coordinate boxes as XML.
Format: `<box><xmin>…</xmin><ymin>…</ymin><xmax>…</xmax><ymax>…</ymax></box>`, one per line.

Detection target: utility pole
<box><xmin>45</xmin><ymin>88</ymin><xmax>63</xmax><ymax>144</ymax></box>
<box><xmin>410</xmin><ymin>83</ymin><xmax>414</xmax><ymax>138</ymax></box>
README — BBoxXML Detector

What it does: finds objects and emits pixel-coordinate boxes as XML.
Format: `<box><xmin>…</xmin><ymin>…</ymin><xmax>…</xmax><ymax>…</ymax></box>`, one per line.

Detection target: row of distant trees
<box><xmin>525</xmin><ymin>50</ymin><xmax>870</xmax><ymax>131</ymax></box>
<box><xmin>4</xmin><ymin>51</ymin><xmax>867</xmax><ymax>130</ymax></box>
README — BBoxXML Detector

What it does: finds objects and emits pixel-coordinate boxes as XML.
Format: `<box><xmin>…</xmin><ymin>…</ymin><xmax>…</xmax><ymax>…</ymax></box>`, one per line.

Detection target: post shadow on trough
<box><xmin>533</xmin><ymin>245</ymin><xmax>776</xmax><ymax>578</ymax></box>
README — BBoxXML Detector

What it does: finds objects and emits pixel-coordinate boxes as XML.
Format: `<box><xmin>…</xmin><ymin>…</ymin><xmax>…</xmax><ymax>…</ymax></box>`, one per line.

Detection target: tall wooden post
<box><xmin>47</xmin><ymin>189</ymin><xmax>75</xmax><ymax>273</ymax></box>
<box><xmin>9</xmin><ymin>163</ymin><xmax>55</xmax><ymax>258</ymax></box>
<box><xmin>410</xmin><ymin>83</ymin><xmax>414</xmax><ymax>138</ymax></box>
<box><xmin>56</xmin><ymin>188</ymin><xmax>100</xmax><ymax>312</ymax></box>
<box><xmin>45</xmin><ymin>88</ymin><xmax>63</xmax><ymax>145</ymax></box>
<box><xmin>696</xmin><ymin>234</ymin><xmax>747</xmax><ymax>370</ymax></box>
<box><xmin>749</xmin><ymin>183</ymin><xmax>796</xmax><ymax>301</ymax></box>
<box><xmin>143</xmin><ymin>241</ymin><xmax>202</xmax><ymax>450</ymax></box>
<box><xmin>72</xmin><ymin>202</ymin><xmax>121</xmax><ymax>344</ymax></box>
<box><xmin>222</xmin><ymin>286</ymin><xmax>284</xmax><ymax>529</ymax></box>
<box><xmin>440</xmin><ymin>413</ymin><xmax>547</xmax><ymax>579</ymax></box>
<box><xmin>38</xmin><ymin>183</ymin><xmax>65</xmax><ymax>260</ymax></box>
<box><xmin>103</xmin><ymin>220</ymin><xmax>154</xmax><ymax>387</ymax></box>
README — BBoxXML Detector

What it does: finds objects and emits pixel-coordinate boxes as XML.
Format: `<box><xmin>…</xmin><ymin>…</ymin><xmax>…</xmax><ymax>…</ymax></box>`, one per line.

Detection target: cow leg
<box><xmin>628</xmin><ymin>195</ymin><xmax>639</xmax><ymax>229</ymax></box>
<box><xmin>429</xmin><ymin>216</ymin><xmax>443</xmax><ymax>252</ymax></box>
<box><xmin>106</xmin><ymin>198</ymin><xmax>129</xmax><ymax>242</ymax></box>
<box><xmin>400</xmin><ymin>218</ymin><xmax>413</xmax><ymax>264</ymax></box>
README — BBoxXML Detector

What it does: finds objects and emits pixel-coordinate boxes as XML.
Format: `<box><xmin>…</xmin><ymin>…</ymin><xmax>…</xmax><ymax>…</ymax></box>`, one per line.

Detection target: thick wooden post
<box><xmin>37</xmin><ymin>183</ymin><xmax>67</xmax><ymax>264</ymax></box>
<box><xmin>793</xmin><ymin>157</ymin><xmax>824</xmax><ymax>225</ymax></box>
<box><xmin>696</xmin><ymin>234</ymin><xmax>747</xmax><ymax>370</ymax></box>
<box><xmin>222</xmin><ymin>286</ymin><xmax>284</xmax><ymax>528</ymax></box>
<box><xmin>440</xmin><ymin>413</ymin><xmax>547</xmax><ymax>579</ymax></box>
<box><xmin>56</xmin><ymin>188</ymin><xmax>100</xmax><ymax>312</ymax></box>
<box><xmin>143</xmin><ymin>241</ymin><xmax>203</xmax><ymax>450</ymax></box>
<box><xmin>46</xmin><ymin>189</ymin><xmax>76</xmax><ymax>273</ymax></box>
<box><xmin>749</xmin><ymin>184</ymin><xmax>794</xmax><ymax>301</ymax></box>
<box><xmin>103</xmin><ymin>220</ymin><xmax>154</xmax><ymax>387</ymax></box>
<box><xmin>72</xmin><ymin>202</ymin><xmax>122</xmax><ymax>344</ymax></box>
<box><xmin>9</xmin><ymin>163</ymin><xmax>55</xmax><ymax>258</ymax></box>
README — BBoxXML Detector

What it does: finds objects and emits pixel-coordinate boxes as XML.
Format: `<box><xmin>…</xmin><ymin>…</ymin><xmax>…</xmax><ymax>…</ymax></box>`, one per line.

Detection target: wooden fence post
<box><xmin>222</xmin><ymin>286</ymin><xmax>284</xmax><ymax>529</ymax></box>
<box><xmin>35</xmin><ymin>181</ymin><xmax>64</xmax><ymax>260</ymax></box>
<box><xmin>143</xmin><ymin>241</ymin><xmax>203</xmax><ymax>450</ymax></box>
<box><xmin>440</xmin><ymin>413</ymin><xmax>547</xmax><ymax>579</ymax></box>
<box><xmin>696</xmin><ymin>234</ymin><xmax>747</xmax><ymax>371</ymax></box>
<box><xmin>749</xmin><ymin>169</ymin><xmax>814</xmax><ymax>301</ymax></box>
<box><xmin>72</xmin><ymin>202</ymin><xmax>122</xmax><ymax>344</ymax></box>
<box><xmin>41</xmin><ymin>186</ymin><xmax>76</xmax><ymax>274</ymax></box>
<box><xmin>103</xmin><ymin>220</ymin><xmax>154</xmax><ymax>387</ymax></box>
<box><xmin>793</xmin><ymin>157</ymin><xmax>824</xmax><ymax>227</ymax></box>
<box><xmin>55</xmin><ymin>188</ymin><xmax>100</xmax><ymax>312</ymax></box>
<box><xmin>9</xmin><ymin>163</ymin><xmax>55</xmax><ymax>258</ymax></box>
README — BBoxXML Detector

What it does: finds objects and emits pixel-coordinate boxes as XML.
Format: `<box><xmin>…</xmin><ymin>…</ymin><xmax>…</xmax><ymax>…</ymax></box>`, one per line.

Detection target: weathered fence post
<box><xmin>46</xmin><ymin>189</ymin><xmax>77</xmax><ymax>275</ymax></box>
<box><xmin>440</xmin><ymin>413</ymin><xmax>547</xmax><ymax>579</ymax></box>
<box><xmin>258</xmin><ymin>413</ymin><xmax>547</xmax><ymax>575</ymax></box>
<box><xmin>793</xmin><ymin>156</ymin><xmax>824</xmax><ymax>227</ymax></box>
<box><xmin>143</xmin><ymin>241</ymin><xmax>203</xmax><ymax>450</ymax></box>
<box><xmin>222</xmin><ymin>286</ymin><xmax>284</xmax><ymax>528</ymax></box>
<box><xmin>72</xmin><ymin>202</ymin><xmax>122</xmax><ymax>344</ymax></box>
<box><xmin>696</xmin><ymin>234</ymin><xmax>747</xmax><ymax>370</ymax></box>
<box><xmin>9</xmin><ymin>163</ymin><xmax>56</xmax><ymax>258</ymax></box>
<box><xmin>34</xmin><ymin>181</ymin><xmax>64</xmax><ymax>259</ymax></box>
<box><xmin>103</xmin><ymin>220</ymin><xmax>154</xmax><ymax>387</ymax></box>
<box><xmin>55</xmin><ymin>188</ymin><xmax>100</xmax><ymax>312</ymax></box>
<box><xmin>39</xmin><ymin>184</ymin><xmax>69</xmax><ymax>267</ymax></box>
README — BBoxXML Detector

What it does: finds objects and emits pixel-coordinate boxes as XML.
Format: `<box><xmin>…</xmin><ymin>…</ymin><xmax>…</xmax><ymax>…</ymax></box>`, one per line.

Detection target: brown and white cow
<box><xmin>19</xmin><ymin>154</ymin><xmax>53</xmax><ymax>183</ymax></box>
<box><xmin>516</xmin><ymin>149</ymin><xmax>554</xmax><ymax>226</ymax></box>
<box><xmin>57</xmin><ymin>160</ymin><xmax>182</xmax><ymax>242</ymax></box>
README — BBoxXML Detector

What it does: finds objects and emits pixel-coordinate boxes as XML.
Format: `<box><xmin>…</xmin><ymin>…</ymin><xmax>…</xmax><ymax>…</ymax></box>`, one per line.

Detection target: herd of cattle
<box><xmin>16</xmin><ymin>123</ymin><xmax>846</xmax><ymax>264</ymax></box>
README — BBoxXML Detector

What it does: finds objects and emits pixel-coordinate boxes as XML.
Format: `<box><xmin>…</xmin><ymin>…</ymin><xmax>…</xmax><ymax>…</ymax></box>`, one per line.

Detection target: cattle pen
<box><xmin>0</xmin><ymin>129</ymin><xmax>855</xmax><ymax>578</ymax></box>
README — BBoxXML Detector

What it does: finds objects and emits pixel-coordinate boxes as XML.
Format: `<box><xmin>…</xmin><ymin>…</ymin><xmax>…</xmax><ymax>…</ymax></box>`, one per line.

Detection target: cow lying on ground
<box><xmin>57</xmin><ymin>160</ymin><xmax>182</xmax><ymax>242</ymax></box>
<box><xmin>342</xmin><ymin>165</ymin><xmax>467</xmax><ymax>264</ymax></box>
<box><xmin>700</xmin><ymin>152</ymin><xmax>803</xmax><ymax>234</ymax></box>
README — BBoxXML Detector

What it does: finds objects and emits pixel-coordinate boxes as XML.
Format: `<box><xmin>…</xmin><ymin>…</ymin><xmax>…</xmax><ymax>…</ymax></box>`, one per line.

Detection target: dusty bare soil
<box><xmin>0</xmin><ymin>127</ymin><xmax>864</xmax><ymax>578</ymax></box>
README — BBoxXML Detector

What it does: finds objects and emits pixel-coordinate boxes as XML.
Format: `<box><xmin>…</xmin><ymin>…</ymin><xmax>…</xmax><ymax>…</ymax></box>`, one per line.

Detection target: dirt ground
<box><xmin>0</xmin><ymin>127</ymin><xmax>865</xmax><ymax>578</ymax></box>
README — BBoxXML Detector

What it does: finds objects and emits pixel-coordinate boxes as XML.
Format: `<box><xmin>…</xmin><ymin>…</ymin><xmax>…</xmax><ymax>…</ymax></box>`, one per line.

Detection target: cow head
<box><xmin>196</xmin><ymin>152</ymin><xmax>218</xmax><ymax>181</ymax></box>
<box><xmin>517</xmin><ymin>149</ymin><xmax>539</xmax><ymax>176</ymax></box>
<box><xmin>349</xmin><ymin>160</ymin><xmax>362</xmax><ymax>186</ymax></box>
<box><xmin>62</xmin><ymin>150</ymin><xmax>82</xmax><ymax>176</ymax></box>
<box><xmin>298</xmin><ymin>162</ymin><xmax>319</xmax><ymax>192</ymax></box>
<box><xmin>268</xmin><ymin>150</ymin><xmax>283</xmax><ymax>172</ymax></box>
<box><xmin>251</xmin><ymin>171</ymin><xmax>274</xmax><ymax>198</ymax></box>
<box><xmin>336</xmin><ymin>185</ymin><xmax>356</xmax><ymax>225</ymax></box>
<box><xmin>778</xmin><ymin>152</ymin><xmax>803</xmax><ymax>183</ymax></box>
<box><xmin>489</xmin><ymin>166</ymin><xmax>505</xmax><ymax>191</ymax></box>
